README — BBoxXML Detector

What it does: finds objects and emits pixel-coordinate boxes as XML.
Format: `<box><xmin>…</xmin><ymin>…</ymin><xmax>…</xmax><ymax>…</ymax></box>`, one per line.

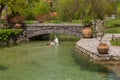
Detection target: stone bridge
<box><xmin>24</xmin><ymin>24</ymin><xmax>83</xmax><ymax>38</ymax></box>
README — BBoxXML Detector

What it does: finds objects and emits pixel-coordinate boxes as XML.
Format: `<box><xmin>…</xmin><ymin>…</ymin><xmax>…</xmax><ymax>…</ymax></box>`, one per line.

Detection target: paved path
<box><xmin>76</xmin><ymin>34</ymin><xmax>120</xmax><ymax>63</ymax></box>
<box><xmin>102</xmin><ymin>34</ymin><xmax>120</xmax><ymax>41</ymax></box>
<box><xmin>77</xmin><ymin>38</ymin><xmax>120</xmax><ymax>56</ymax></box>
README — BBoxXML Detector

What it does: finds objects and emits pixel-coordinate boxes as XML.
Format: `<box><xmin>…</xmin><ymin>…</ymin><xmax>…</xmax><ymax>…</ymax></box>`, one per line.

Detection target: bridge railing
<box><xmin>26</xmin><ymin>23</ymin><xmax>83</xmax><ymax>27</ymax></box>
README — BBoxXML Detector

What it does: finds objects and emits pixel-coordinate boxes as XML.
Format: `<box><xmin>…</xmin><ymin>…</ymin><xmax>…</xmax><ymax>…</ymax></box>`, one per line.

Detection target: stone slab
<box><xmin>76</xmin><ymin>38</ymin><xmax>120</xmax><ymax>64</ymax></box>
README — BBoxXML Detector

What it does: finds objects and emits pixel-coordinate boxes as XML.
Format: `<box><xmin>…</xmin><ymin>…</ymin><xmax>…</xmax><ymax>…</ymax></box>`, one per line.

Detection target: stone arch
<box><xmin>25</xmin><ymin>24</ymin><xmax>83</xmax><ymax>38</ymax></box>
<box><xmin>27</xmin><ymin>29</ymin><xmax>82</xmax><ymax>38</ymax></box>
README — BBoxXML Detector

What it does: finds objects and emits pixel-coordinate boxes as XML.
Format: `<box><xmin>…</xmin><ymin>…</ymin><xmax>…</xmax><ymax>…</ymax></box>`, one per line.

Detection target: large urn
<box><xmin>14</xmin><ymin>23</ymin><xmax>22</xmax><ymax>29</ymax></box>
<box><xmin>82</xmin><ymin>27</ymin><xmax>93</xmax><ymax>38</ymax></box>
<box><xmin>97</xmin><ymin>43</ymin><xmax>109</xmax><ymax>54</ymax></box>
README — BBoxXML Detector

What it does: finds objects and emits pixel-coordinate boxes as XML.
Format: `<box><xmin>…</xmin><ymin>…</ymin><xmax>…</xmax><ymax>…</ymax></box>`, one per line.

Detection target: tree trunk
<box><xmin>0</xmin><ymin>4</ymin><xmax>5</xmax><ymax>17</ymax></box>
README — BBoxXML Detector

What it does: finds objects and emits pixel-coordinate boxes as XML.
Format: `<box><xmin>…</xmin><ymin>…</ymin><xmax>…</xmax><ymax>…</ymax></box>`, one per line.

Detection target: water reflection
<box><xmin>0</xmin><ymin>41</ymin><xmax>119</xmax><ymax>80</ymax></box>
<box><xmin>105</xmin><ymin>65</ymin><xmax>120</xmax><ymax>79</ymax></box>
<box><xmin>73</xmin><ymin>51</ymin><xmax>120</xmax><ymax>80</ymax></box>
<box><xmin>0</xmin><ymin>64</ymin><xmax>8</xmax><ymax>71</ymax></box>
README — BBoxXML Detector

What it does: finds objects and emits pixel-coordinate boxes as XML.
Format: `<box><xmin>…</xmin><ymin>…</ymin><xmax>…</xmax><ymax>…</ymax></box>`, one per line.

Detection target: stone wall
<box><xmin>25</xmin><ymin>24</ymin><xmax>83</xmax><ymax>38</ymax></box>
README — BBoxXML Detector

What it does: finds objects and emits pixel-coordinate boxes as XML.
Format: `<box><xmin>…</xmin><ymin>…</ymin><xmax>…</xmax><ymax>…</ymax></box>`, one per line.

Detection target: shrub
<box><xmin>0</xmin><ymin>29</ymin><xmax>22</xmax><ymax>46</ymax></box>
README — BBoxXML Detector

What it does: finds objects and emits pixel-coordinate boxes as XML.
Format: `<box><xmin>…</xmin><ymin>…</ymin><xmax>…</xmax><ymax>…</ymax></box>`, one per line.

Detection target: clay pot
<box><xmin>82</xmin><ymin>27</ymin><xmax>93</xmax><ymax>38</ymax></box>
<box><xmin>14</xmin><ymin>23</ymin><xmax>22</xmax><ymax>29</ymax></box>
<box><xmin>9</xmin><ymin>15</ymin><xmax>25</xmax><ymax>23</ymax></box>
<box><xmin>35</xmin><ymin>14</ymin><xmax>49</xmax><ymax>23</ymax></box>
<box><xmin>50</xmin><ymin>11</ymin><xmax>57</xmax><ymax>17</ymax></box>
<box><xmin>97</xmin><ymin>43</ymin><xmax>109</xmax><ymax>54</ymax></box>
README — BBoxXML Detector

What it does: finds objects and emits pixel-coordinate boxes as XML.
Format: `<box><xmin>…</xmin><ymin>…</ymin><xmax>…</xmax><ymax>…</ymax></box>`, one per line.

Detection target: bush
<box><xmin>0</xmin><ymin>29</ymin><xmax>22</xmax><ymax>46</ymax></box>
<box><xmin>110</xmin><ymin>40</ymin><xmax>120</xmax><ymax>46</ymax></box>
<box><xmin>33</xmin><ymin>0</ymin><xmax>51</xmax><ymax>23</ymax></box>
<box><xmin>105</xmin><ymin>18</ymin><xmax>120</xmax><ymax>28</ymax></box>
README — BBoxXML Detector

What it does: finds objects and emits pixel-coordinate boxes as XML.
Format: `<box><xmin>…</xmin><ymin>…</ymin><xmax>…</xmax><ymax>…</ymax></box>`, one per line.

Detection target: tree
<box><xmin>57</xmin><ymin>0</ymin><xmax>78</xmax><ymax>22</ymax></box>
<box><xmin>20</xmin><ymin>0</ymin><xmax>40</xmax><ymax>19</ymax></box>
<box><xmin>32</xmin><ymin>0</ymin><xmax>51</xmax><ymax>22</ymax></box>
<box><xmin>0</xmin><ymin>0</ymin><xmax>44</xmax><ymax>22</ymax></box>
<box><xmin>0</xmin><ymin>0</ymin><xmax>29</xmax><ymax>17</ymax></box>
<box><xmin>109</xmin><ymin>0</ymin><xmax>120</xmax><ymax>16</ymax></box>
<box><xmin>8</xmin><ymin>0</ymin><xmax>29</xmax><ymax>17</ymax></box>
<box><xmin>56</xmin><ymin>0</ymin><xmax>117</xmax><ymax>22</ymax></box>
<box><xmin>90</xmin><ymin>0</ymin><xmax>113</xmax><ymax>19</ymax></box>
<box><xmin>33</xmin><ymin>0</ymin><xmax>50</xmax><ymax>16</ymax></box>
<box><xmin>0</xmin><ymin>0</ymin><xmax>6</xmax><ymax>17</ymax></box>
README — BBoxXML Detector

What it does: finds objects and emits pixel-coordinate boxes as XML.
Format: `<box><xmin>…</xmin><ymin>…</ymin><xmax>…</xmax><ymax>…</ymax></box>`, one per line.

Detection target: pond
<box><xmin>0</xmin><ymin>41</ymin><xmax>119</xmax><ymax>80</ymax></box>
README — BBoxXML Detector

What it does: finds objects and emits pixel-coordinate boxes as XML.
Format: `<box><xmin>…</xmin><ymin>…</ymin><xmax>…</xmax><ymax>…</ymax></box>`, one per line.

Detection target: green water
<box><xmin>0</xmin><ymin>41</ymin><xmax>119</xmax><ymax>80</ymax></box>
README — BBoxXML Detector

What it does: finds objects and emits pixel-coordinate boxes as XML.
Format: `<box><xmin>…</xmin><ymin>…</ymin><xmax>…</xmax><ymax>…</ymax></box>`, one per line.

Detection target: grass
<box><xmin>110</xmin><ymin>40</ymin><xmax>120</xmax><ymax>46</ymax></box>
<box><xmin>104</xmin><ymin>17</ymin><xmax>120</xmax><ymax>33</ymax></box>
<box><xmin>105</xmin><ymin>18</ymin><xmax>120</xmax><ymax>28</ymax></box>
<box><xmin>25</xmin><ymin>20</ymin><xmax>37</xmax><ymax>24</ymax></box>
<box><xmin>48</xmin><ymin>20</ymin><xmax>61</xmax><ymax>23</ymax></box>
<box><xmin>26</xmin><ymin>19</ymin><xmax>81</xmax><ymax>24</ymax></box>
<box><xmin>71</xmin><ymin>19</ymin><xmax>81</xmax><ymax>23</ymax></box>
<box><xmin>105</xmin><ymin>27</ymin><xmax>120</xmax><ymax>33</ymax></box>
<box><xmin>49</xmin><ymin>33</ymin><xmax>79</xmax><ymax>41</ymax></box>
<box><xmin>51</xmin><ymin>19</ymin><xmax>81</xmax><ymax>24</ymax></box>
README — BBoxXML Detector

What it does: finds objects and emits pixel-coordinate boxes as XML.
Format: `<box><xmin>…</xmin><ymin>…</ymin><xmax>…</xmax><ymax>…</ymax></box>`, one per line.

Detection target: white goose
<box><xmin>48</xmin><ymin>35</ymin><xmax>59</xmax><ymax>46</ymax></box>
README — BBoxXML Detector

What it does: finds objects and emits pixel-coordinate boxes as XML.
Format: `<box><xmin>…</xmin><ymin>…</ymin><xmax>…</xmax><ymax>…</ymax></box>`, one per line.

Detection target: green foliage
<box><xmin>0</xmin><ymin>29</ymin><xmax>22</xmax><ymax>41</ymax></box>
<box><xmin>49</xmin><ymin>33</ymin><xmax>79</xmax><ymax>41</ymax></box>
<box><xmin>105</xmin><ymin>18</ymin><xmax>120</xmax><ymax>28</ymax></box>
<box><xmin>110</xmin><ymin>40</ymin><xmax>120</xmax><ymax>46</ymax></box>
<box><xmin>57</xmin><ymin>0</ymin><xmax>77</xmax><ymax>21</ymax></box>
<box><xmin>33</xmin><ymin>0</ymin><xmax>50</xmax><ymax>17</ymax></box>
<box><xmin>21</xmin><ymin>6</ymin><xmax>34</xmax><ymax>19</ymax></box>
<box><xmin>0</xmin><ymin>0</ymin><xmax>39</xmax><ymax>19</ymax></box>
<box><xmin>1</xmin><ymin>0</ymin><xmax>120</xmax><ymax>21</ymax></box>
<box><xmin>7</xmin><ymin>0</ymin><xmax>29</xmax><ymax>15</ymax></box>
<box><xmin>49</xmin><ymin>20</ymin><xmax>61</xmax><ymax>23</ymax></box>
<box><xmin>25</xmin><ymin>20</ymin><xmax>36</xmax><ymax>24</ymax></box>
<box><xmin>72</xmin><ymin>20</ymin><xmax>81</xmax><ymax>23</ymax></box>
<box><xmin>82</xmin><ymin>18</ymin><xmax>92</xmax><ymax>26</ymax></box>
<box><xmin>21</xmin><ymin>0</ymin><xmax>40</xmax><ymax>19</ymax></box>
<box><xmin>106</xmin><ymin>27</ymin><xmax>120</xmax><ymax>33</ymax></box>
<box><xmin>0</xmin><ymin>0</ymin><xmax>5</xmax><ymax>4</ymax></box>
<box><xmin>92</xmin><ymin>0</ymin><xmax>112</xmax><ymax>19</ymax></box>
<box><xmin>117</xmin><ymin>5</ymin><xmax>120</xmax><ymax>15</ymax></box>
<box><xmin>56</xmin><ymin>0</ymin><xmax>116</xmax><ymax>22</ymax></box>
